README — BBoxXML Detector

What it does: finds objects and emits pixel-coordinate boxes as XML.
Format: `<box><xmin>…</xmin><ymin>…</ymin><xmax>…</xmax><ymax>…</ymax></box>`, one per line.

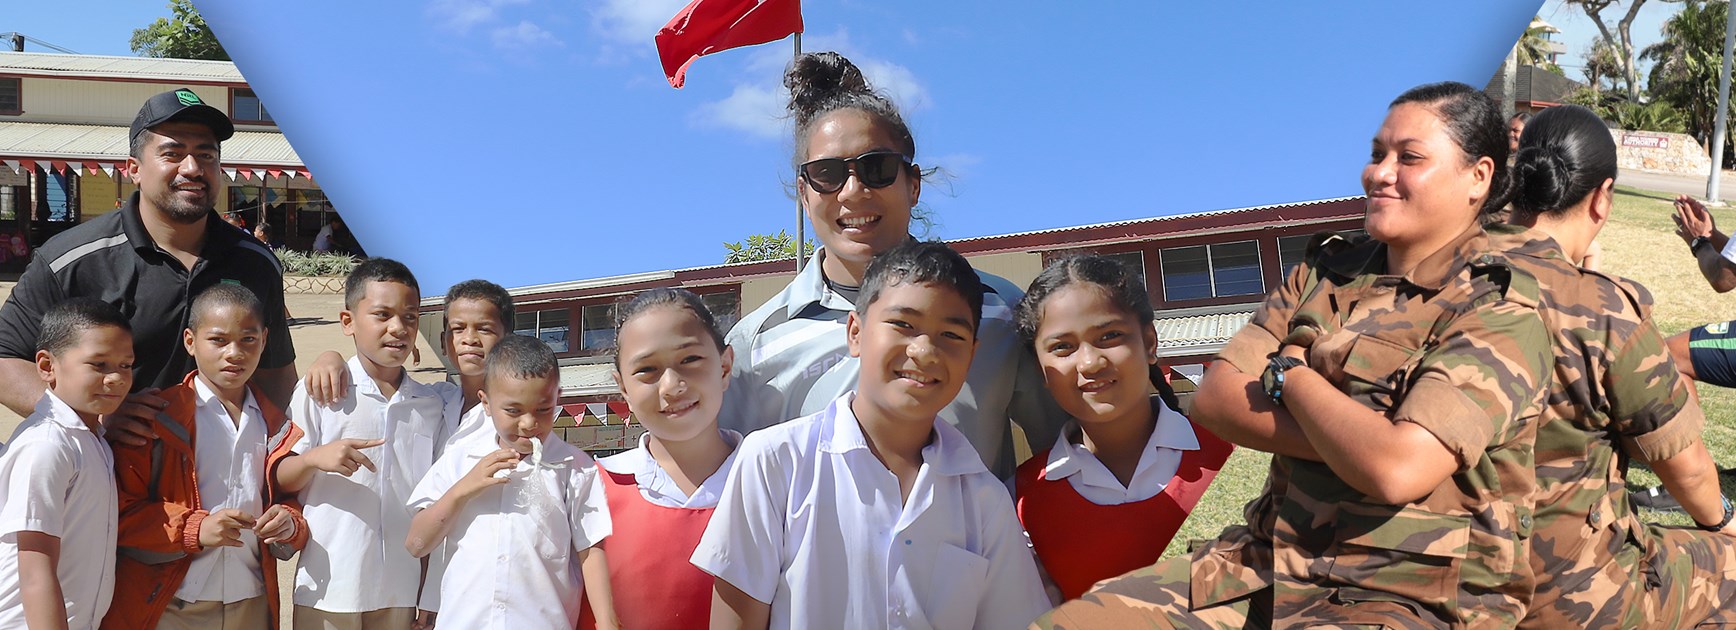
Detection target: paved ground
<box><xmin>1623</xmin><ymin>169</ymin><xmax>1736</xmax><ymax>200</ymax></box>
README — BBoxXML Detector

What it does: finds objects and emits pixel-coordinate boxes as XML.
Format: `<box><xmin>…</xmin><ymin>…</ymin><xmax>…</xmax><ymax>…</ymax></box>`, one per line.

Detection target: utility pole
<box><xmin>1709</xmin><ymin>3</ymin><xmax>1736</xmax><ymax>203</ymax></box>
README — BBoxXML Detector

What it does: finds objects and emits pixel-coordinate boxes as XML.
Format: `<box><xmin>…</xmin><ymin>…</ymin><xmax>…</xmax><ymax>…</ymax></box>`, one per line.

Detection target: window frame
<box><xmin>1159</xmin><ymin>239</ymin><xmax>1265</xmax><ymax>302</ymax></box>
<box><xmin>229</xmin><ymin>87</ymin><xmax>273</xmax><ymax>124</ymax></box>
<box><xmin>0</xmin><ymin>77</ymin><xmax>19</xmax><ymax>116</ymax></box>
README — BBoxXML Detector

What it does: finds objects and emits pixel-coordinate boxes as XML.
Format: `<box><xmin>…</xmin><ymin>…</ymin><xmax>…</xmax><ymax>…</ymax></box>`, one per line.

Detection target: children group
<box><xmin>0</xmin><ymin>235</ymin><xmax>1217</xmax><ymax>629</ymax></box>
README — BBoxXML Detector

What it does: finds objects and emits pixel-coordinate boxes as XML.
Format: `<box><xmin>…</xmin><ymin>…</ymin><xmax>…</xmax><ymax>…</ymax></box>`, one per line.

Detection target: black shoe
<box><xmin>1630</xmin><ymin>485</ymin><xmax>1684</xmax><ymax>512</ymax></box>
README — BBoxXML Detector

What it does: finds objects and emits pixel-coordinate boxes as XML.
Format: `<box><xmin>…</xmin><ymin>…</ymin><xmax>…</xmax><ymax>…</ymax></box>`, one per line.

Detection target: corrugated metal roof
<box><xmin>560</xmin><ymin>363</ymin><xmax>617</xmax><ymax>397</ymax></box>
<box><xmin>0</xmin><ymin>121</ymin><xmax>302</xmax><ymax>166</ymax></box>
<box><xmin>945</xmin><ymin>196</ymin><xmax>1364</xmax><ymax>246</ymax></box>
<box><xmin>1154</xmin><ymin>310</ymin><xmax>1253</xmax><ymax>354</ymax></box>
<box><xmin>0</xmin><ymin>52</ymin><xmax>244</xmax><ymax>83</ymax></box>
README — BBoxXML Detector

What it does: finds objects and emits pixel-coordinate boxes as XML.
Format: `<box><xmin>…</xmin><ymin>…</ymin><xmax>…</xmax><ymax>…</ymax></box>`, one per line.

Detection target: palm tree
<box><xmin>1516</xmin><ymin>16</ymin><xmax>1563</xmax><ymax>73</ymax></box>
<box><xmin>1642</xmin><ymin>0</ymin><xmax>1728</xmax><ymax>149</ymax></box>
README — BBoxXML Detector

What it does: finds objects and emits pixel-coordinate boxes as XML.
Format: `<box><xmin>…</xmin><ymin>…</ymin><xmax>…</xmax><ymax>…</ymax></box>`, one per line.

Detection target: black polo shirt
<box><xmin>0</xmin><ymin>192</ymin><xmax>295</xmax><ymax>392</ymax></box>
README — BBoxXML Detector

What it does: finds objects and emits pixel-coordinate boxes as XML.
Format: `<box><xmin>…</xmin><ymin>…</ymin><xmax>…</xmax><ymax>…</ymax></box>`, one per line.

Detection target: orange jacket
<box><xmin>100</xmin><ymin>372</ymin><xmax>310</xmax><ymax>630</ymax></box>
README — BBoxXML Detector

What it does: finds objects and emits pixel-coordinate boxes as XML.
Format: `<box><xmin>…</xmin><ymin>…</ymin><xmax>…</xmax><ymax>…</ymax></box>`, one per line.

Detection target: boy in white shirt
<box><xmin>275</xmin><ymin>258</ymin><xmax>460</xmax><ymax>630</ymax></box>
<box><xmin>106</xmin><ymin>284</ymin><xmax>309</xmax><ymax>630</ymax></box>
<box><xmin>0</xmin><ymin>299</ymin><xmax>133</xmax><ymax>629</ymax></box>
<box><xmin>405</xmin><ymin>334</ymin><xmax>612</xmax><ymax>630</ymax></box>
<box><xmin>694</xmin><ymin>241</ymin><xmax>1049</xmax><ymax>629</ymax></box>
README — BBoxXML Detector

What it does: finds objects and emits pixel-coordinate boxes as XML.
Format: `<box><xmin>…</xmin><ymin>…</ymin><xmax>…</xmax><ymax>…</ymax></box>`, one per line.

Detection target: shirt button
<box><xmin>1519</xmin><ymin>514</ymin><xmax>1533</xmax><ymax>529</ymax></box>
<box><xmin>1590</xmin><ymin>511</ymin><xmax>1602</xmax><ymax>526</ymax></box>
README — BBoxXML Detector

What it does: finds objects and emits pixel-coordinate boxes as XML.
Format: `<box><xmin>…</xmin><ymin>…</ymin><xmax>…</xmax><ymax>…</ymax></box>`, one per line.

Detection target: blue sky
<box><xmin>9</xmin><ymin>1</ymin><xmax>1548</xmax><ymax>291</ymax></box>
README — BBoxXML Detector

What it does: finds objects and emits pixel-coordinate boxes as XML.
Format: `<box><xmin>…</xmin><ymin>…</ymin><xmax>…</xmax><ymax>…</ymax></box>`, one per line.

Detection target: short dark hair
<box><xmin>1510</xmin><ymin>111</ymin><xmax>1532</xmax><ymax>124</ymax></box>
<box><xmin>1391</xmin><ymin>82</ymin><xmax>1513</xmax><ymax>215</ymax></box>
<box><xmin>611</xmin><ymin>288</ymin><xmax>727</xmax><ymax>367</ymax></box>
<box><xmin>39</xmin><ymin>298</ymin><xmax>131</xmax><ymax>356</ymax></box>
<box><xmin>444</xmin><ymin>279</ymin><xmax>514</xmax><ymax>328</ymax></box>
<box><xmin>344</xmin><ymin>257</ymin><xmax>420</xmax><ymax>310</ymax></box>
<box><xmin>1511</xmin><ymin>105</ymin><xmax>1618</xmax><ymax>220</ymax></box>
<box><xmin>190</xmin><ymin>283</ymin><xmax>265</xmax><ymax>329</ymax></box>
<box><xmin>859</xmin><ymin>240</ymin><xmax>983</xmax><ymax>331</ymax></box>
<box><xmin>484</xmin><ymin>334</ymin><xmax>558</xmax><ymax>387</ymax></box>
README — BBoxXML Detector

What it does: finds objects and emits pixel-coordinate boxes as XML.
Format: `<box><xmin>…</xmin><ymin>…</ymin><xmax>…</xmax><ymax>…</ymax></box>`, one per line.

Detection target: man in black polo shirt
<box><xmin>0</xmin><ymin>88</ymin><xmax>297</xmax><ymax>433</ymax></box>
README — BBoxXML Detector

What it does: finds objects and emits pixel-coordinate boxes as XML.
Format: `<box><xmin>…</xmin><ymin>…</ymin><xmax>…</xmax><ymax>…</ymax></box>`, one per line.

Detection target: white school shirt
<box><xmin>419</xmin><ymin>402</ymin><xmax>490</xmax><ymax>614</ymax></box>
<box><xmin>594</xmin><ymin>429</ymin><xmax>741</xmax><ymax>508</ymax></box>
<box><xmin>177</xmin><ymin>379</ymin><xmax>269</xmax><ymax>603</ymax></box>
<box><xmin>407</xmin><ymin>435</ymin><xmax>611</xmax><ymax>630</ymax></box>
<box><xmin>0</xmin><ymin>392</ymin><xmax>117</xmax><ymax>630</ymax></box>
<box><xmin>290</xmin><ymin>357</ymin><xmax>461</xmax><ymax>612</ymax></box>
<box><xmin>692</xmin><ymin>392</ymin><xmax>1049</xmax><ymax>630</ymax></box>
<box><xmin>719</xmin><ymin>247</ymin><xmax>1067</xmax><ymax>479</ymax></box>
<box><xmin>1040</xmin><ymin>401</ymin><xmax>1200</xmax><ymax>505</ymax></box>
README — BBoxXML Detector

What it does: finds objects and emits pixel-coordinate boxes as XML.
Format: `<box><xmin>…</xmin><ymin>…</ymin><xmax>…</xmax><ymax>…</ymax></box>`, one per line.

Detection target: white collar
<box><xmin>601</xmin><ymin>429</ymin><xmax>742</xmax><ymax>476</ymax></box>
<box><xmin>818</xmin><ymin>392</ymin><xmax>985</xmax><ymax>478</ymax></box>
<box><xmin>346</xmin><ymin>355</ymin><xmax>434</xmax><ymax>401</ymax></box>
<box><xmin>1043</xmin><ymin>398</ymin><xmax>1197</xmax><ymax>481</ymax></box>
<box><xmin>464</xmin><ymin>429</ymin><xmax>579</xmax><ymax>466</ymax></box>
<box><xmin>192</xmin><ymin>375</ymin><xmax>262</xmax><ymax>419</ymax></box>
<box><xmin>37</xmin><ymin>390</ymin><xmax>100</xmax><ymax>435</ymax></box>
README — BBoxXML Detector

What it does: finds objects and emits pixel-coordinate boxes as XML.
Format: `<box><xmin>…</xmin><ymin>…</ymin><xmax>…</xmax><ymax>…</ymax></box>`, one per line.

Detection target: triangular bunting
<box><xmin>267</xmin><ymin>168</ymin><xmax>282</xmax><ymax>179</ymax></box>
<box><xmin>82</xmin><ymin>161</ymin><xmax>100</xmax><ymax>176</ymax></box>
<box><xmin>17</xmin><ymin>160</ymin><xmax>34</xmax><ymax>173</ymax></box>
<box><xmin>240</xmin><ymin>169</ymin><xmax>254</xmax><ymax>181</ymax></box>
<box><xmin>50</xmin><ymin>161</ymin><xmax>67</xmax><ymax>175</ymax></box>
<box><xmin>3</xmin><ymin>160</ymin><xmax>17</xmax><ymax>174</ymax></box>
<box><xmin>586</xmin><ymin>403</ymin><xmax>609</xmax><ymax>423</ymax></box>
<box><xmin>224</xmin><ymin>168</ymin><xmax>238</xmax><ymax>181</ymax></box>
<box><xmin>606</xmin><ymin>401</ymin><xmax>631</xmax><ymax>420</ymax></box>
<box><xmin>100</xmin><ymin>164</ymin><xmax>115</xmax><ymax>178</ymax></box>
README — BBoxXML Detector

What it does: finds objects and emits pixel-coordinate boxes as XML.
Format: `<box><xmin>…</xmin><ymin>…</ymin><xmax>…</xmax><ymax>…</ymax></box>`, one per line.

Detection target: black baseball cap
<box><xmin>130</xmin><ymin>88</ymin><xmax>235</xmax><ymax>144</ymax></box>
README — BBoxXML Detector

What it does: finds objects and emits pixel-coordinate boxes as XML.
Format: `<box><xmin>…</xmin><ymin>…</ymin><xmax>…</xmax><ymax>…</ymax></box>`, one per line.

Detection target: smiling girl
<box><xmin>1011</xmin><ymin>255</ymin><xmax>1233</xmax><ymax>602</ymax></box>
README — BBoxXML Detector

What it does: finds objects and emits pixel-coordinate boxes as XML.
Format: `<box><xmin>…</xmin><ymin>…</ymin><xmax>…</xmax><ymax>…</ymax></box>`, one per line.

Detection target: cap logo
<box><xmin>176</xmin><ymin>90</ymin><xmax>203</xmax><ymax>106</ymax></box>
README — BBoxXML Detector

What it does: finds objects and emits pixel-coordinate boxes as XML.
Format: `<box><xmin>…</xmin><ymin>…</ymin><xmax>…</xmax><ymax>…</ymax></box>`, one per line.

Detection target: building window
<box><xmin>1278</xmin><ymin>235</ymin><xmax>1312</xmax><ymax>278</ymax></box>
<box><xmin>515</xmin><ymin>309</ymin><xmax>572</xmax><ymax>353</ymax></box>
<box><xmin>702</xmin><ymin>291</ymin><xmax>741</xmax><ymax>333</ymax></box>
<box><xmin>1103</xmin><ymin>251</ymin><xmax>1147</xmax><ymax>286</ymax></box>
<box><xmin>1279</xmin><ymin>230</ymin><xmax>1368</xmax><ymax>278</ymax></box>
<box><xmin>1159</xmin><ymin>240</ymin><xmax>1263</xmax><ymax>301</ymax></box>
<box><xmin>35</xmin><ymin>167</ymin><xmax>77</xmax><ymax>223</ymax></box>
<box><xmin>0</xmin><ymin>78</ymin><xmax>19</xmax><ymax>115</ymax></box>
<box><xmin>231</xmin><ymin>88</ymin><xmax>272</xmax><ymax>123</ymax></box>
<box><xmin>580</xmin><ymin>304</ymin><xmax>615</xmax><ymax>351</ymax></box>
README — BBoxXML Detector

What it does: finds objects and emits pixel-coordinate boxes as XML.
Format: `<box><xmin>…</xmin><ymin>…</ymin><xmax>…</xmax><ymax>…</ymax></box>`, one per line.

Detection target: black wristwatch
<box><xmin>1695</xmin><ymin>495</ymin><xmax>1735</xmax><ymax>532</ymax></box>
<box><xmin>1261</xmin><ymin>354</ymin><xmax>1306</xmax><ymax>407</ymax></box>
<box><xmin>1691</xmin><ymin>235</ymin><xmax>1712</xmax><ymax>254</ymax></box>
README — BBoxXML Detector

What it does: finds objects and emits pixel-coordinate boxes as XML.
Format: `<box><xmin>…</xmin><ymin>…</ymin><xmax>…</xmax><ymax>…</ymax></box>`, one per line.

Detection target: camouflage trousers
<box><xmin>1523</xmin><ymin>524</ymin><xmax>1736</xmax><ymax>629</ymax></box>
<box><xmin>1031</xmin><ymin>551</ymin><xmax>1442</xmax><ymax>630</ymax></box>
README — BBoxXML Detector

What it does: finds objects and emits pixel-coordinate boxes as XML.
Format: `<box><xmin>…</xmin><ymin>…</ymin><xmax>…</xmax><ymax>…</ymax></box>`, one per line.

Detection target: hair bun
<box><xmin>785</xmin><ymin>52</ymin><xmax>870</xmax><ymax>126</ymax></box>
<box><xmin>1513</xmin><ymin>144</ymin><xmax>1571</xmax><ymax>214</ymax></box>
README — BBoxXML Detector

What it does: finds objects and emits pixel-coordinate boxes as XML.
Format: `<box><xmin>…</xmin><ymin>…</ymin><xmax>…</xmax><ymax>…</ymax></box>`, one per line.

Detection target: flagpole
<box><xmin>793</xmin><ymin>32</ymin><xmax>805</xmax><ymax>273</ymax></box>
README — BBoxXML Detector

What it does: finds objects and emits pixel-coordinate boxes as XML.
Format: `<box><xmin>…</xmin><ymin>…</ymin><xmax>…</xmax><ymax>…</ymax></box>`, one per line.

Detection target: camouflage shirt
<box><xmin>1487</xmin><ymin>223</ymin><xmax>1706</xmax><ymax>629</ymax></box>
<box><xmin>1210</xmin><ymin>225</ymin><xmax>1553</xmax><ymax>628</ymax></box>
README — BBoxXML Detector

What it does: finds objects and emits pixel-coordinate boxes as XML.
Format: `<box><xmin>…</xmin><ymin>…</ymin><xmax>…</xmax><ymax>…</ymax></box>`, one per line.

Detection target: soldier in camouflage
<box><xmin>1500</xmin><ymin>104</ymin><xmax>1736</xmax><ymax>629</ymax></box>
<box><xmin>1036</xmin><ymin>83</ymin><xmax>1554</xmax><ymax>629</ymax></box>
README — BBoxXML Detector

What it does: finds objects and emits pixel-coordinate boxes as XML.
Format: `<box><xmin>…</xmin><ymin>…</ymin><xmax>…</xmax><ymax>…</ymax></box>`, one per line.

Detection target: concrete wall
<box><xmin>1613</xmin><ymin>129</ymin><xmax>1712</xmax><ymax>177</ymax></box>
<box><xmin>967</xmin><ymin>250</ymin><xmax>1045</xmax><ymax>292</ymax></box>
<box><xmin>17</xmin><ymin>78</ymin><xmax>230</xmax><ymax>126</ymax></box>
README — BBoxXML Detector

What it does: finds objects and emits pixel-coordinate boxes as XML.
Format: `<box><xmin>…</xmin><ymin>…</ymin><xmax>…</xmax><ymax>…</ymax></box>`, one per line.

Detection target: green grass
<box><xmin>1161</xmin><ymin>187</ymin><xmax>1736</xmax><ymax>557</ymax></box>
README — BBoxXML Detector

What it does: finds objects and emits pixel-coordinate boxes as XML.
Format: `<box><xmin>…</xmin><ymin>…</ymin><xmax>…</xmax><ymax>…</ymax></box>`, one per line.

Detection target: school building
<box><xmin>418</xmin><ymin>196</ymin><xmax>1366</xmax><ymax>454</ymax></box>
<box><xmin>0</xmin><ymin>51</ymin><xmax>338</xmax><ymax>271</ymax></box>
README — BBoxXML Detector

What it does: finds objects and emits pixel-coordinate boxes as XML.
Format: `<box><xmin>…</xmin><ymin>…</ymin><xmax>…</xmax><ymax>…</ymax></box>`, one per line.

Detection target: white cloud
<box><xmin>492</xmin><ymin>20</ymin><xmax>563</xmax><ymax>49</ymax></box>
<box><xmin>691</xmin><ymin>29</ymin><xmax>931</xmax><ymax>141</ymax></box>
<box><xmin>692</xmin><ymin>83</ymin><xmax>790</xmax><ymax>139</ymax></box>
<box><xmin>593</xmin><ymin>0</ymin><xmax>691</xmax><ymax>44</ymax></box>
<box><xmin>427</xmin><ymin>0</ymin><xmax>530</xmax><ymax>34</ymax></box>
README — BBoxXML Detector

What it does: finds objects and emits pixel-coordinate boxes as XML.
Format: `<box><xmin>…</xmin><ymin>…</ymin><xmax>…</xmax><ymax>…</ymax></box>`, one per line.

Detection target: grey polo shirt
<box><xmin>0</xmin><ymin>192</ymin><xmax>295</xmax><ymax>394</ymax></box>
<box><xmin>719</xmin><ymin>248</ymin><xmax>1065</xmax><ymax>478</ymax></box>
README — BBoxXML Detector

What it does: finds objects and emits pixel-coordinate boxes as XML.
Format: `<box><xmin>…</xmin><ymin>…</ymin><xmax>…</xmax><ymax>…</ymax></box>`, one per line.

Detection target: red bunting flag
<box><xmin>655</xmin><ymin>0</ymin><xmax>803</xmax><ymax>89</ymax></box>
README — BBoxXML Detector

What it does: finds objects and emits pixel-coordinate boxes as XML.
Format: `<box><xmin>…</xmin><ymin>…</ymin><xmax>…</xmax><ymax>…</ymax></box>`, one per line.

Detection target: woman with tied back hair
<box><xmin>1492</xmin><ymin>104</ymin><xmax>1736</xmax><ymax>628</ymax></box>
<box><xmin>1036</xmin><ymin>82</ymin><xmax>1555</xmax><ymax>628</ymax></box>
<box><xmin>717</xmin><ymin>51</ymin><xmax>1063</xmax><ymax>477</ymax></box>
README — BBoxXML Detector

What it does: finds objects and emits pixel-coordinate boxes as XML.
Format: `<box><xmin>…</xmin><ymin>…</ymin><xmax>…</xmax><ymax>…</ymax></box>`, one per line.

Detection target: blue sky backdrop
<box><xmin>10</xmin><ymin>1</ymin><xmax>1551</xmax><ymax>290</ymax></box>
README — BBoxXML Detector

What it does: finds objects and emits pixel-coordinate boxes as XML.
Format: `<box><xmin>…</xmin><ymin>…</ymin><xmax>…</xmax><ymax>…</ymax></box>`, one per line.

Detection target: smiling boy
<box><xmin>694</xmin><ymin>240</ymin><xmax>1049</xmax><ymax>629</ymax></box>
<box><xmin>276</xmin><ymin>258</ymin><xmax>460</xmax><ymax>630</ymax></box>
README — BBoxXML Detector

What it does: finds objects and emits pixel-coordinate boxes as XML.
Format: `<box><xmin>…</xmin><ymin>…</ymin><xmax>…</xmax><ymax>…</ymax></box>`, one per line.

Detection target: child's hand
<box><xmin>305</xmin><ymin>438</ymin><xmax>385</xmax><ymax>476</ymax></box>
<box><xmin>455</xmin><ymin>449</ymin><xmax>519</xmax><ymax>499</ymax></box>
<box><xmin>304</xmin><ymin>351</ymin><xmax>351</xmax><ymax>406</ymax></box>
<box><xmin>412</xmin><ymin>610</ymin><xmax>437</xmax><ymax>630</ymax></box>
<box><xmin>199</xmin><ymin>509</ymin><xmax>256</xmax><ymax>549</ymax></box>
<box><xmin>254</xmin><ymin>504</ymin><xmax>296</xmax><ymax>544</ymax></box>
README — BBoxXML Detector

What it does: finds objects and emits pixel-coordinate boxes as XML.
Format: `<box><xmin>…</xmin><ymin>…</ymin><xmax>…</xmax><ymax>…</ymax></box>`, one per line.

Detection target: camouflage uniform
<box><xmin>1487</xmin><ymin>224</ymin><xmax>1736</xmax><ymax>629</ymax></box>
<box><xmin>1037</xmin><ymin>226</ymin><xmax>1554</xmax><ymax>629</ymax></box>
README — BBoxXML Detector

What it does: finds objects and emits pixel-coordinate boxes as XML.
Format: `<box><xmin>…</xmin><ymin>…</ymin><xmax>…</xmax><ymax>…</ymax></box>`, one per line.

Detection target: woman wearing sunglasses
<box><xmin>717</xmin><ymin>51</ymin><xmax>1064</xmax><ymax>480</ymax></box>
<box><xmin>1036</xmin><ymin>82</ymin><xmax>1555</xmax><ymax>628</ymax></box>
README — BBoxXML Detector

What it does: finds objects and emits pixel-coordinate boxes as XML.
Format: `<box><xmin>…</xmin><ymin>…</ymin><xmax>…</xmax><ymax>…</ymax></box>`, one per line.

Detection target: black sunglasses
<box><xmin>798</xmin><ymin>151</ymin><xmax>913</xmax><ymax>194</ymax></box>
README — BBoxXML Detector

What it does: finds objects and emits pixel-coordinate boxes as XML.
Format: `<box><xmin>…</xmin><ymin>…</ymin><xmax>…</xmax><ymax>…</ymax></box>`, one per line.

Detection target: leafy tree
<box><xmin>131</xmin><ymin>0</ymin><xmax>229</xmax><ymax>61</ymax></box>
<box><xmin>1642</xmin><ymin>0</ymin><xmax>1730</xmax><ymax>151</ymax></box>
<box><xmin>724</xmin><ymin>230</ymin><xmax>816</xmax><ymax>264</ymax></box>
<box><xmin>1566</xmin><ymin>0</ymin><xmax>1662</xmax><ymax>100</ymax></box>
<box><xmin>1582</xmin><ymin>36</ymin><xmax>1630</xmax><ymax>94</ymax></box>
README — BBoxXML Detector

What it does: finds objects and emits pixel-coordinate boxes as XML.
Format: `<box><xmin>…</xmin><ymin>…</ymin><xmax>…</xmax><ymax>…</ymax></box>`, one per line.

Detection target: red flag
<box><xmin>655</xmin><ymin>0</ymin><xmax>802</xmax><ymax>89</ymax></box>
